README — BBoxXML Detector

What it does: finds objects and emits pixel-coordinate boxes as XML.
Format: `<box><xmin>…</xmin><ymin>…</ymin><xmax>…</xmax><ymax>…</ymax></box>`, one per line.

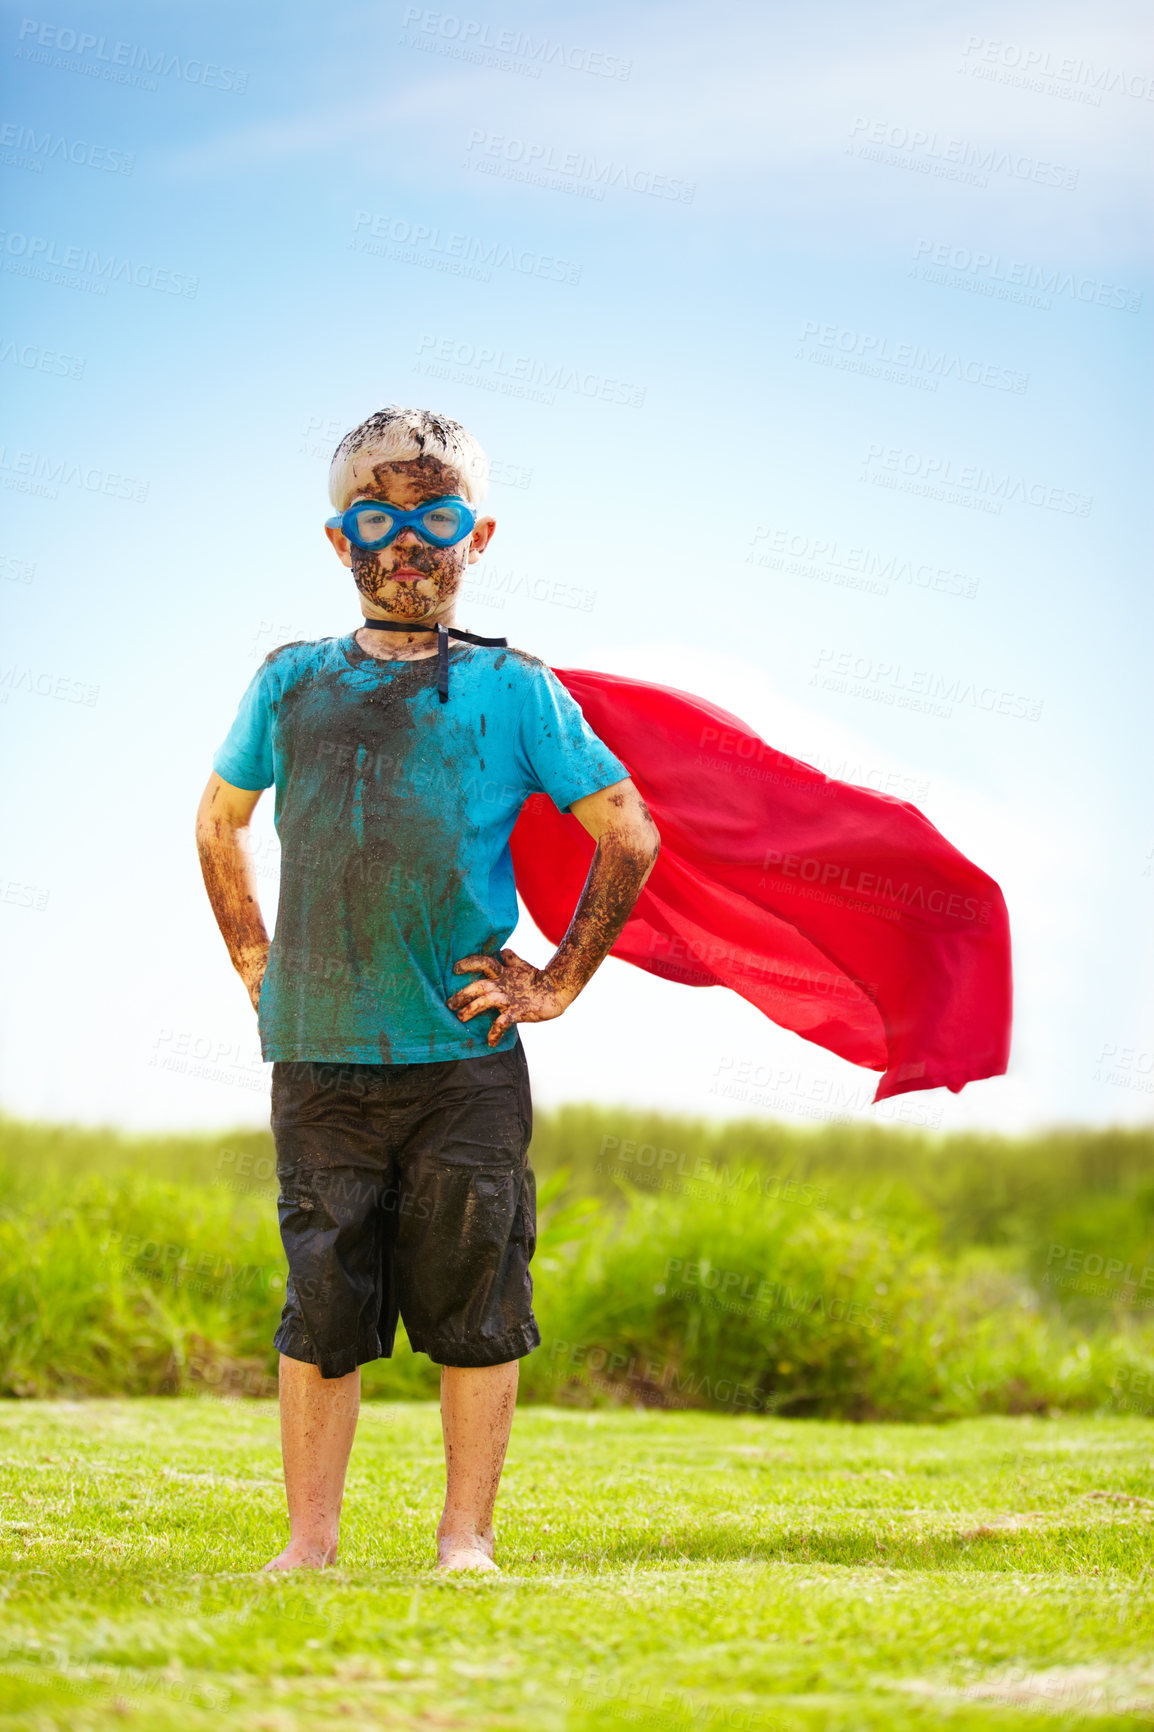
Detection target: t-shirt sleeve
<box><xmin>212</xmin><ymin>662</ymin><xmax>275</xmax><ymax>791</ymax></box>
<box><xmin>514</xmin><ymin>665</ymin><xmax>629</xmax><ymax>813</ymax></box>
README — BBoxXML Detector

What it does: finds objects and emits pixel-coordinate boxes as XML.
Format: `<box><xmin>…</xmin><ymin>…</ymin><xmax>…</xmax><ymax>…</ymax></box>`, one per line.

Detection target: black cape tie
<box><xmin>356</xmin><ymin>619</ymin><xmax>508</xmax><ymax>703</ymax></box>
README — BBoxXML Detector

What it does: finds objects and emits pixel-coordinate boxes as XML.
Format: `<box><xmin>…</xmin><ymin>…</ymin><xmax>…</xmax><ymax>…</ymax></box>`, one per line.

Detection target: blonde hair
<box><xmin>328</xmin><ymin>405</ymin><xmax>489</xmax><ymax>509</ymax></box>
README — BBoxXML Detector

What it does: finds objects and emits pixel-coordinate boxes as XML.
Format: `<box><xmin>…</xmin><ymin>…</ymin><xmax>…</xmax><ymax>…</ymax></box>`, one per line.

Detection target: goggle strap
<box><xmin>355</xmin><ymin>619</ymin><xmax>509</xmax><ymax>706</ymax></box>
<box><xmin>437</xmin><ymin>623</ymin><xmax>449</xmax><ymax>704</ymax></box>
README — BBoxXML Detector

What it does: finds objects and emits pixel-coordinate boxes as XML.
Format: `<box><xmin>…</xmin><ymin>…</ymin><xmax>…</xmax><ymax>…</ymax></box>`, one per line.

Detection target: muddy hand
<box><xmin>448</xmin><ymin>949</ymin><xmax>574</xmax><ymax>1045</ymax></box>
<box><xmin>240</xmin><ymin>945</ymin><xmax>269</xmax><ymax>1013</ymax></box>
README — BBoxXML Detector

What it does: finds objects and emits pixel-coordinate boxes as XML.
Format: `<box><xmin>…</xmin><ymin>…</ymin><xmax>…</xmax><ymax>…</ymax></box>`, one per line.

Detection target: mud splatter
<box><xmin>263</xmin><ymin>640</ymin><xmax>309</xmax><ymax>667</ymax></box>
<box><xmin>334</xmin><ymin>409</ymin><xmax>477</xmax><ymax>484</ymax></box>
<box><xmin>343</xmin><ymin>456</ymin><xmax>482</xmax><ymax>624</ymax></box>
<box><xmin>270</xmin><ymin>650</ymin><xmax>471</xmax><ymax>1045</ymax></box>
<box><xmin>196</xmin><ymin>778</ymin><xmax>270</xmax><ymax>1005</ymax></box>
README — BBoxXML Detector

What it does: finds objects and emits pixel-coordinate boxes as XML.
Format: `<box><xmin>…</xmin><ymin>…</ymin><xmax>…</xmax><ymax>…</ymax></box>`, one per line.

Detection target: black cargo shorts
<box><xmin>270</xmin><ymin>1039</ymin><xmax>538</xmax><ymax>1377</ymax></box>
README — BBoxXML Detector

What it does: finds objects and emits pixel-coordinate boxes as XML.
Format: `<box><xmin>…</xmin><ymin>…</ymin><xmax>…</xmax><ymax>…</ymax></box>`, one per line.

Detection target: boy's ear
<box><xmin>325</xmin><ymin>523</ymin><xmax>353</xmax><ymax>568</ymax></box>
<box><xmin>468</xmin><ymin>516</ymin><xmax>496</xmax><ymax>562</ymax></box>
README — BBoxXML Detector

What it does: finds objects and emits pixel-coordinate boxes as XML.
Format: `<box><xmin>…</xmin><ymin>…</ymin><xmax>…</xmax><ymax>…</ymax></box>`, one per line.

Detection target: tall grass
<box><xmin>535</xmin><ymin>1105</ymin><xmax>1154</xmax><ymax>1246</ymax></box>
<box><xmin>1</xmin><ymin>1112</ymin><xmax>1152</xmax><ymax>1417</ymax></box>
<box><xmin>521</xmin><ymin>1174</ymin><xmax>1145</xmax><ymax>1419</ymax></box>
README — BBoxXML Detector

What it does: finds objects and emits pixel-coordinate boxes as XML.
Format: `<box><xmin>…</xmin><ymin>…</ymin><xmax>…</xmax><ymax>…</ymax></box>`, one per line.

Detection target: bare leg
<box><xmin>435</xmin><ymin>1360</ymin><xmax>519</xmax><ymax>1572</ymax></box>
<box><xmin>264</xmin><ymin>1355</ymin><xmax>361</xmax><ymax>1570</ymax></box>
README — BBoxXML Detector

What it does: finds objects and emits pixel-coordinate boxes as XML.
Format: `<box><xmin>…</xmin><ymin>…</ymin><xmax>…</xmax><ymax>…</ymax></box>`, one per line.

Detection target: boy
<box><xmin>195</xmin><ymin>405</ymin><xmax>660</xmax><ymax>1572</ymax></box>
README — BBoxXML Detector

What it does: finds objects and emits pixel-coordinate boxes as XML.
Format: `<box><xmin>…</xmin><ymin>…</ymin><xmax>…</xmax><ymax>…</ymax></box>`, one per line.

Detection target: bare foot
<box><xmin>435</xmin><ymin>1530</ymin><xmax>499</xmax><ymax>1573</ymax></box>
<box><xmin>262</xmin><ymin>1537</ymin><xmax>338</xmax><ymax>1571</ymax></box>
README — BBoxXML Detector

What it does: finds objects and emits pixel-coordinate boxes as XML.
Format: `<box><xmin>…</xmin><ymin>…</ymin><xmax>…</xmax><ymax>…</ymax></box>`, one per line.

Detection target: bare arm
<box><xmin>537</xmin><ymin>778</ymin><xmax>660</xmax><ymax>1001</ymax></box>
<box><xmin>448</xmin><ymin>777</ymin><xmax>660</xmax><ymax>1045</ymax></box>
<box><xmin>195</xmin><ymin>771</ymin><xmax>270</xmax><ymax>1011</ymax></box>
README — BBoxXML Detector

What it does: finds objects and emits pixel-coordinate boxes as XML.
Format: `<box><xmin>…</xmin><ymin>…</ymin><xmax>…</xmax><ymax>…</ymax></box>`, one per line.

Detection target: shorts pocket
<box><xmin>276</xmin><ymin>1174</ymin><xmax>317</xmax><ymax>1214</ymax></box>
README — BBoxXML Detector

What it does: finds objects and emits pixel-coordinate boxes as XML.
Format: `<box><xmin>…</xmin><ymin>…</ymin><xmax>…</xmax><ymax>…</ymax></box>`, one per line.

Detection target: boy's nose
<box><xmin>394</xmin><ymin>526</ymin><xmax>424</xmax><ymax>548</ymax></box>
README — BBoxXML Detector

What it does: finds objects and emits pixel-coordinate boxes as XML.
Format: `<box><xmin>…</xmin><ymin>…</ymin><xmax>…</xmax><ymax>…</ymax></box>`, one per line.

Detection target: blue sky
<box><xmin>1</xmin><ymin>0</ymin><xmax>1151</xmax><ymax>1135</ymax></box>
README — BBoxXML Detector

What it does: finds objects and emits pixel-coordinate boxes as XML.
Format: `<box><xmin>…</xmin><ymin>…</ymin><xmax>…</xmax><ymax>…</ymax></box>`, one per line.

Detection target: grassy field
<box><xmin>4</xmin><ymin>1114</ymin><xmax>1154</xmax><ymax>1419</ymax></box>
<box><xmin>3</xmin><ymin>1116</ymin><xmax>1154</xmax><ymax>1726</ymax></box>
<box><xmin>1</xmin><ymin>1400</ymin><xmax>1153</xmax><ymax>1730</ymax></box>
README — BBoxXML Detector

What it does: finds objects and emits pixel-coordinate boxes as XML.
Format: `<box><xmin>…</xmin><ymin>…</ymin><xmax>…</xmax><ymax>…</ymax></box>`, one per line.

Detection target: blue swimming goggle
<box><xmin>326</xmin><ymin>495</ymin><xmax>477</xmax><ymax>551</ymax></box>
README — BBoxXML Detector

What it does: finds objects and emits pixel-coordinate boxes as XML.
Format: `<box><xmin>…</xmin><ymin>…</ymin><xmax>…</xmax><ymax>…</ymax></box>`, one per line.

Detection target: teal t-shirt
<box><xmin>212</xmin><ymin>633</ymin><xmax>628</xmax><ymax>1064</ymax></box>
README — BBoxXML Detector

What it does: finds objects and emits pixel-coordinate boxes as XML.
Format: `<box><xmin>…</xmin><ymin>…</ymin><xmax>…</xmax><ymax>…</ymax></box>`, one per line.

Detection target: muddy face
<box><xmin>333</xmin><ymin>455</ymin><xmax>495</xmax><ymax>624</ymax></box>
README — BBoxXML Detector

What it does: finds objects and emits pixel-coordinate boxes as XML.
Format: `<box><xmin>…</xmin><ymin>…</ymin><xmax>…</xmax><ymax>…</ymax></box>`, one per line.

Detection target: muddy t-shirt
<box><xmin>212</xmin><ymin>633</ymin><xmax>628</xmax><ymax>1064</ymax></box>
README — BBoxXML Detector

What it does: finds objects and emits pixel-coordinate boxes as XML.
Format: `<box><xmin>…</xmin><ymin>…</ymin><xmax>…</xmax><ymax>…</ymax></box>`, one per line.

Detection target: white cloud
<box><xmin>167</xmin><ymin>0</ymin><xmax>1153</xmax><ymax>258</ymax></box>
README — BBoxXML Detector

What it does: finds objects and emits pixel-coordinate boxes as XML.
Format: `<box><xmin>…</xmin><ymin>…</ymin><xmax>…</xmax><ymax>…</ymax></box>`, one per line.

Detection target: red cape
<box><xmin>510</xmin><ymin>668</ymin><xmax>1012</xmax><ymax>1103</ymax></box>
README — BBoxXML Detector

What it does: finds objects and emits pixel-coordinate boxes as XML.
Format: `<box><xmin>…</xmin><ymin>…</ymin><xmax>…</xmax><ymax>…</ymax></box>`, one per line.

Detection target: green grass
<box><xmin>4</xmin><ymin>1116</ymin><xmax>1154</xmax><ymax>1419</ymax></box>
<box><xmin>1</xmin><ymin>1401</ymin><xmax>1153</xmax><ymax>1729</ymax></box>
<box><xmin>4</xmin><ymin>1115</ymin><xmax>1154</xmax><ymax>1724</ymax></box>
<box><xmin>7</xmin><ymin>1112</ymin><xmax>1153</xmax><ymax>1257</ymax></box>
<box><xmin>535</xmin><ymin>1108</ymin><xmax>1154</xmax><ymax>1249</ymax></box>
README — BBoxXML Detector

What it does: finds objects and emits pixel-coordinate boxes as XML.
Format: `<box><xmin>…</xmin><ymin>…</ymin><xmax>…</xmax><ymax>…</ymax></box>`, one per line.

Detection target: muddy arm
<box><xmin>450</xmin><ymin>776</ymin><xmax>660</xmax><ymax>1043</ymax></box>
<box><xmin>195</xmin><ymin>771</ymin><xmax>270</xmax><ymax>1011</ymax></box>
<box><xmin>544</xmin><ymin>777</ymin><xmax>661</xmax><ymax>1002</ymax></box>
